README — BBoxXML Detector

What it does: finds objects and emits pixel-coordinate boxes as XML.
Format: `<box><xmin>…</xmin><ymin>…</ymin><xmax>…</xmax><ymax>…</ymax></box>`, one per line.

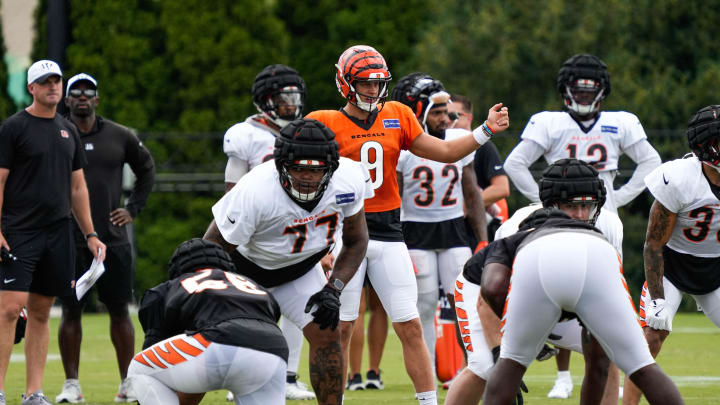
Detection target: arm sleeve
<box><xmin>224</xmin><ymin>155</ymin><xmax>250</xmax><ymax>183</ymax></box>
<box><xmin>503</xmin><ymin>140</ymin><xmax>545</xmax><ymax>203</ymax></box>
<box><xmin>124</xmin><ymin>131</ymin><xmax>156</xmax><ymax>217</ymax></box>
<box><xmin>614</xmin><ymin>139</ymin><xmax>661</xmax><ymax>208</ymax></box>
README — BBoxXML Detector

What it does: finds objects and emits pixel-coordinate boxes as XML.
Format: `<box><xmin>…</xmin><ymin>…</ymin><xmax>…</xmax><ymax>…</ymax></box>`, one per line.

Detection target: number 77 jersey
<box><xmin>211</xmin><ymin>158</ymin><xmax>373</xmax><ymax>273</ymax></box>
<box><xmin>307</xmin><ymin>101</ymin><xmax>424</xmax><ymax>213</ymax></box>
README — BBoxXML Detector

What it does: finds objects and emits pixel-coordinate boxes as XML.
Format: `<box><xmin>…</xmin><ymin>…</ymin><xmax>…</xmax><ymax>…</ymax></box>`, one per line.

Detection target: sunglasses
<box><xmin>68</xmin><ymin>89</ymin><xmax>97</xmax><ymax>98</ymax></box>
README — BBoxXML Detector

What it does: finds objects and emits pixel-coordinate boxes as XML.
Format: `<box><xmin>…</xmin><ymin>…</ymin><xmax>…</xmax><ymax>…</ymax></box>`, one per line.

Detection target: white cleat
<box><xmin>226</xmin><ymin>391</ymin><xmax>234</xmax><ymax>401</ymax></box>
<box><xmin>286</xmin><ymin>381</ymin><xmax>316</xmax><ymax>400</ymax></box>
<box><xmin>56</xmin><ymin>379</ymin><xmax>85</xmax><ymax>403</ymax></box>
<box><xmin>547</xmin><ymin>378</ymin><xmax>573</xmax><ymax>399</ymax></box>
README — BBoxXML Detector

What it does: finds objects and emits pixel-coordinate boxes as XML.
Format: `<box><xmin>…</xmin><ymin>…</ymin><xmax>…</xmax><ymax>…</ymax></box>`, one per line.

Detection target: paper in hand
<box><xmin>75</xmin><ymin>248</ymin><xmax>106</xmax><ymax>300</ymax></box>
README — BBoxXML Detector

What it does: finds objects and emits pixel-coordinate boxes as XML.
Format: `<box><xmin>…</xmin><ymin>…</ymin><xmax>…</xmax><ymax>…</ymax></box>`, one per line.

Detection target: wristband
<box><xmin>482</xmin><ymin>120</ymin><xmax>496</xmax><ymax>136</ymax></box>
<box><xmin>472</xmin><ymin>125</ymin><xmax>491</xmax><ymax>145</ymax></box>
<box><xmin>86</xmin><ymin>232</ymin><xmax>99</xmax><ymax>240</ymax></box>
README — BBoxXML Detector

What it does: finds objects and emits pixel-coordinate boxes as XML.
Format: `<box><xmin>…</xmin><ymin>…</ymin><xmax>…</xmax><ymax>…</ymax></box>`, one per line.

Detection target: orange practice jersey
<box><xmin>307</xmin><ymin>101</ymin><xmax>423</xmax><ymax>213</ymax></box>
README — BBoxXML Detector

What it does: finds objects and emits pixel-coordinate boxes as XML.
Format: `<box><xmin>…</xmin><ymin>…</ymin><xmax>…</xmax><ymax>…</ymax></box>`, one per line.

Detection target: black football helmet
<box><xmin>252</xmin><ymin>64</ymin><xmax>306</xmax><ymax>128</ymax></box>
<box><xmin>274</xmin><ymin>118</ymin><xmax>340</xmax><ymax>203</ymax></box>
<box><xmin>539</xmin><ymin>158</ymin><xmax>606</xmax><ymax>225</ymax></box>
<box><xmin>557</xmin><ymin>54</ymin><xmax>610</xmax><ymax>119</ymax></box>
<box><xmin>687</xmin><ymin>105</ymin><xmax>720</xmax><ymax>169</ymax></box>
<box><xmin>391</xmin><ymin>72</ymin><xmax>450</xmax><ymax>137</ymax></box>
<box><xmin>168</xmin><ymin>238</ymin><xmax>236</xmax><ymax>280</ymax></box>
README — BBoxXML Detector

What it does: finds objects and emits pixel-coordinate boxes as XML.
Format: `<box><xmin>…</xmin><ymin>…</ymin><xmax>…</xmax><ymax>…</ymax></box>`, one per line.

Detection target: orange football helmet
<box><xmin>335</xmin><ymin>45</ymin><xmax>392</xmax><ymax>112</ymax></box>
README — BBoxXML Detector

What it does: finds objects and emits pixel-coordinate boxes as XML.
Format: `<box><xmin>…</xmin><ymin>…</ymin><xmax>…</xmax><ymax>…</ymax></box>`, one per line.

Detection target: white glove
<box><xmin>645</xmin><ymin>298</ymin><xmax>672</xmax><ymax>332</ymax></box>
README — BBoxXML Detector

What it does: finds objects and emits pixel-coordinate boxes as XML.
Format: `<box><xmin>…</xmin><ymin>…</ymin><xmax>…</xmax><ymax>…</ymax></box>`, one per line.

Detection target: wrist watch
<box><xmin>329</xmin><ymin>278</ymin><xmax>345</xmax><ymax>292</ymax></box>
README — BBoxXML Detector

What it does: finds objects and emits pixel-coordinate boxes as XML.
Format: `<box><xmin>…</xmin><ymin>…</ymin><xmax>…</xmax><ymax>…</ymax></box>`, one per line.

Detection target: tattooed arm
<box><xmin>329</xmin><ymin>209</ymin><xmax>369</xmax><ymax>286</ymax></box>
<box><xmin>203</xmin><ymin>220</ymin><xmax>239</xmax><ymax>253</ymax></box>
<box><xmin>643</xmin><ymin>200</ymin><xmax>677</xmax><ymax>299</ymax></box>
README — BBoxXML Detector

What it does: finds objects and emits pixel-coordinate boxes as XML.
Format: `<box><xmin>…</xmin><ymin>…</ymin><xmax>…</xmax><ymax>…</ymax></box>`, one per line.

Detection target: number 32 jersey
<box><xmin>398</xmin><ymin>128</ymin><xmax>474</xmax><ymax>223</ymax></box>
<box><xmin>212</xmin><ymin>158</ymin><xmax>373</xmax><ymax>271</ymax></box>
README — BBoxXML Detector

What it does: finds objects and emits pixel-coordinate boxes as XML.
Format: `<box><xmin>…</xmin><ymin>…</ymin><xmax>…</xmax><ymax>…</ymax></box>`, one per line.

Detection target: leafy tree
<box><xmin>277</xmin><ymin>0</ymin><xmax>433</xmax><ymax>112</ymax></box>
<box><xmin>0</xmin><ymin>18</ymin><xmax>16</xmax><ymax>118</ymax></box>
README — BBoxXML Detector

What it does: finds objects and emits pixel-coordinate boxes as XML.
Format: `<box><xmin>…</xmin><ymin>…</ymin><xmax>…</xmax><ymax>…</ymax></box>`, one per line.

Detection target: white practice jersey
<box><xmin>495</xmin><ymin>203</ymin><xmax>624</xmax><ymax>260</ymax></box>
<box><xmin>645</xmin><ymin>155</ymin><xmax>720</xmax><ymax>258</ymax></box>
<box><xmin>521</xmin><ymin>110</ymin><xmax>649</xmax><ymax>212</ymax></box>
<box><xmin>398</xmin><ymin>128</ymin><xmax>475</xmax><ymax>222</ymax></box>
<box><xmin>212</xmin><ymin>157</ymin><xmax>374</xmax><ymax>270</ymax></box>
<box><xmin>223</xmin><ymin>115</ymin><xmax>279</xmax><ymax>170</ymax></box>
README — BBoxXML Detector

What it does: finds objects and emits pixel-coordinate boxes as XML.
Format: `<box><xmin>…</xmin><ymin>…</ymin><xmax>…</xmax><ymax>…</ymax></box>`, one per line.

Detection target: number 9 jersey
<box><xmin>307</xmin><ymin>101</ymin><xmax>423</xmax><ymax>213</ymax></box>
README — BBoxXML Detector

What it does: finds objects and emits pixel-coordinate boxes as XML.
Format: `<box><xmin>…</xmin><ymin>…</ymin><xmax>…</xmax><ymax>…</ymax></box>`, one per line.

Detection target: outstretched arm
<box><xmin>410</xmin><ymin>103</ymin><xmax>509</xmax><ymax>163</ymax></box>
<box><xmin>481</xmin><ymin>262</ymin><xmax>512</xmax><ymax>318</ymax></box>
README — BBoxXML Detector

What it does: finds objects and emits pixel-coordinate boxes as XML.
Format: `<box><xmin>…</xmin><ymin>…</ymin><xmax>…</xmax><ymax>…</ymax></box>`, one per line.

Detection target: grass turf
<box><xmin>3</xmin><ymin>312</ymin><xmax>718</xmax><ymax>404</ymax></box>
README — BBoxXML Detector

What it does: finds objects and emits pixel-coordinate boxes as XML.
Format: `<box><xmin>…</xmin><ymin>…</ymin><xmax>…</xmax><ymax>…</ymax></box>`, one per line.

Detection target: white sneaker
<box><xmin>56</xmin><ymin>379</ymin><xmax>85</xmax><ymax>403</ymax></box>
<box><xmin>286</xmin><ymin>381</ymin><xmax>316</xmax><ymax>400</ymax></box>
<box><xmin>225</xmin><ymin>391</ymin><xmax>234</xmax><ymax>401</ymax></box>
<box><xmin>115</xmin><ymin>379</ymin><xmax>138</xmax><ymax>403</ymax></box>
<box><xmin>619</xmin><ymin>386</ymin><xmax>624</xmax><ymax>399</ymax></box>
<box><xmin>547</xmin><ymin>378</ymin><xmax>573</xmax><ymax>399</ymax></box>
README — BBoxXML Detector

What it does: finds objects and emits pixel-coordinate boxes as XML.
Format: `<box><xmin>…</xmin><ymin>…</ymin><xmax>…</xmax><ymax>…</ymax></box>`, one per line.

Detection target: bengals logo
<box><xmin>60</xmin><ymin>130</ymin><xmax>69</xmax><ymax>138</ymax></box>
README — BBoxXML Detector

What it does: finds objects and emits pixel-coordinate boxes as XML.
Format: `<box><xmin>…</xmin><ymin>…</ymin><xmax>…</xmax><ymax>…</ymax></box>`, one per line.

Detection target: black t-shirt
<box><xmin>663</xmin><ymin>246</ymin><xmax>720</xmax><ymax>295</ymax></box>
<box><xmin>138</xmin><ymin>268</ymin><xmax>288</xmax><ymax>361</ymax></box>
<box><xmin>0</xmin><ymin>110</ymin><xmax>86</xmax><ymax>231</ymax></box>
<box><xmin>71</xmin><ymin>117</ymin><xmax>155</xmax><ymax>246</ymax></box>
<box><xmin>473</xmin><ymin>140</ymin><xmax>505</xmax><ymax>189</ymax></box>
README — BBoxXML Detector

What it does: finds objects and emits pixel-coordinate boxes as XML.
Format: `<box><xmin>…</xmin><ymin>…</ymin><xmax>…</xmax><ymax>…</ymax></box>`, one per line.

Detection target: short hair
<box><xmin>450</xmin><ymin>93</ymin><xmax>472</xmax><ymax>114</ymax></box>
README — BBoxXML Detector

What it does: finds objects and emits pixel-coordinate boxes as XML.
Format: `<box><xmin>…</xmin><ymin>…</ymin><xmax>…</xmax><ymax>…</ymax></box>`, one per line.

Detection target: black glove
<box><xmin>491</xmin><ymin>346</ymin><xmax>529</xmax><ymax>405</ymax></box>
<box><xmin>304</xmin><ymin>284</ymin><xmax>341</xmax><ymax>330</ymax></box>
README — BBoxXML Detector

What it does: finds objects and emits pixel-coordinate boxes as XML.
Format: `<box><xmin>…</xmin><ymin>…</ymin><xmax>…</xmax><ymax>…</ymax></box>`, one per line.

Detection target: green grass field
<box><xmin>4</xmin><ymin>312</ymin><xmax>718</xmax><ymax>404</ymax></box>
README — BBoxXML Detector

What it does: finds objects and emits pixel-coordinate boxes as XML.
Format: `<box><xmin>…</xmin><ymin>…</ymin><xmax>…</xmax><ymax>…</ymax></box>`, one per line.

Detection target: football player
<box><xmin>622</xmin><ymin>106</ymin><xmax>720</xmax><ymax>404</ymax></box>
<box><xmin>221</xmin><ymin>64</ymin><xmax>315</xmax><ymax>401</ymax></box>
<box><xmin>128</xmin><ymin>239</ymin><xmax>288</xmax><ymax>405</ymax></box>
<box><xmin>479</xmin><ymin>211</ymin><xmax>684</xmax><ymax>405</ymax></box>
<box><xmin>447</xmin><ymin>159</ymin><xmax>623</xmax><ymax>405</ymax></box>
<box><xmin>306</xmin><ymin>45</ymin><xmax>508</xmax><ymax>405</ymax></box>
<box><xmin>504</xmin><ymin>54</ymin><xmax>661</xmax><ymax>214</ymax></box>
<box><xmin>392</xmin><ymin>73</ymin><xmax>487</xmax><ymax>374</ymax></box>
<box><xmin>503</xmin><ymin>53</ymin><xmax>660</xmax><ymax>399</ymax></box>
<box><xmin>204</xmin><ymin>118</ymin><xmax>372</xmax><ymax>405</ymax></box>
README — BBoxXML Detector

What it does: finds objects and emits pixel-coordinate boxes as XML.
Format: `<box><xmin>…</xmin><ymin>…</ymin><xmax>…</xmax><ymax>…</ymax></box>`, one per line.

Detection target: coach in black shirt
<box><xmin>0</xmin><ymin>60</ymin><xmax>106</xmax><ymax>405</ymax></box>
<box><xmin>55</xmin><ymin>73</ymin><xmax>155</xmax><ymax>403</ymax></box>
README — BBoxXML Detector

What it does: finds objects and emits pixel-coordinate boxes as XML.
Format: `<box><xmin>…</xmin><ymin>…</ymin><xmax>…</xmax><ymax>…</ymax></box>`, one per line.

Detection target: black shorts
<box><xmin>58</xmin><ymin>243</ymin><xmax>135</xmax><ymax>306</ymax></box>
<box><xmin>0</xmin><ymin>219</ymin><xmax>75</xmax><ymax>296</ymax></box>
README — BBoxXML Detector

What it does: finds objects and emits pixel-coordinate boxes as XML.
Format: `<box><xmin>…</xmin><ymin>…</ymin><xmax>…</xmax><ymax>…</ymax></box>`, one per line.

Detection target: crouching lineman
<box><xmin>623</xmin><ymin>105</ymin><xmax>720</xmax><ymax>404</ymax></box>
<box><xmin>204</xmin><ymin>118</ymin><xmax>372</xmax><ymax>405</ymax></box>
<box><xmin>447</xmin><ymin>159</ymin><xmax>622</xmax><ymax>404</ymax></box>
<box><xmin>479</xmin><ymin>211</ymin><xmax>684</xmax><ymax>404</ymax></box>
<box><xmin>127</xmin><ymin>239</ymin><xmax>288</xmax><ymax>405</ymax></box>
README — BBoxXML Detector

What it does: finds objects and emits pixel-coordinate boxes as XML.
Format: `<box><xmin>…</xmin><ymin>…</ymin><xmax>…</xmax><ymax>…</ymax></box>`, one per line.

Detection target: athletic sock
<box><xmin>557</xmin><ymin>370</ymin><xmax>572</xmax><ymax>381</ymax></box>
<box><xmin>416</xmin><ymin>390</ymin><xmax>437</xmax><ymax>405</ymax></box>
<box><xmin>287</xmin><ymin>372</ymin><xmax>298</xmax><ymax>384</ymax></box>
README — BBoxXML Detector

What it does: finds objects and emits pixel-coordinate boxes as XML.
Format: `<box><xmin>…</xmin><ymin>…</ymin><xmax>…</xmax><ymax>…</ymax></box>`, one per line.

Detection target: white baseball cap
<box><xmin>67</xmin><ymin>73</ymin><xmax>98</xmax><ymax>94</ymax></box>
<box><xmin>27</xmin><ymin>60</ymin><xmax>63</xmax><ymax>85</ymax></box>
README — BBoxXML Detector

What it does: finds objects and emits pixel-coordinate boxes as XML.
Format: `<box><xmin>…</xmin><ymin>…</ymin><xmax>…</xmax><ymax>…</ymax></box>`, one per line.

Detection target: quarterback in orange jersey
<box><xmin>306</xmin><ymin>44</ymin><xmax>509</xmax><ymax>405</ymax></box>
